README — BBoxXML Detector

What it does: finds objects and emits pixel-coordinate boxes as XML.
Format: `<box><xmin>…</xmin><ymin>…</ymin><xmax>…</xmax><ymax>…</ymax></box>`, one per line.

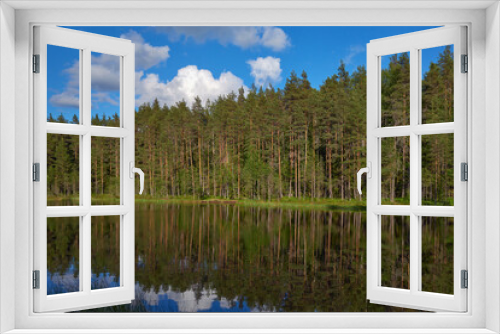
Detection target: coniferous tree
<box><xmin>47</xmin><ymin>49</ymin><xmax>454</xmax><ymax>203</ymax></box>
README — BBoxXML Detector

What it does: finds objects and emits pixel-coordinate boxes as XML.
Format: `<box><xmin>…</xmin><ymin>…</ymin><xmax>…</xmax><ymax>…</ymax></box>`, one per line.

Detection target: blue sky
<box><xmin>47</xmin><ymin>26</ymin><xmax>445</xmax><ymax>122</ymax></box>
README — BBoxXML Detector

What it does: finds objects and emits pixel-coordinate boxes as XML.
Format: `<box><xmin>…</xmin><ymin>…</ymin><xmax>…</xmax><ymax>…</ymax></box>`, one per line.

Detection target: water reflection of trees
<box><xmin>130</xmin><ymin>203</ymin><xmax>415</xmax><ymax>312</ymax></box>
<box><xmin>47</xmin><ymin>217</ymin><xmax>79</xmax><ymax>281</ymax></box>
<box><xmin>91</xmin><ymin>216</ymin><xmax>121</xmax><ymax>289</ymax></box>
<box><xmin>48</xmin><ymin>203</ymin><xmax>453</xmax><ymax>312</ymax></box>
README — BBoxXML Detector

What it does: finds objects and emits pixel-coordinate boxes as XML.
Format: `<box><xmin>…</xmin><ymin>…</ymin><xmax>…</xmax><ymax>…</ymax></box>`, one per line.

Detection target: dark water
<box><xmin>47</xmin><ymin>203</ymin><xmax>453</xmax><ymax>312</ymax></box>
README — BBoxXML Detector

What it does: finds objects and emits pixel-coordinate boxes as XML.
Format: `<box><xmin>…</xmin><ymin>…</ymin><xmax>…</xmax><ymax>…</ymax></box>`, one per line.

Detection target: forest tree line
<box><xmin>47</xmin><ymin>47</ymin><xmax>454</xmax><ymax>204</ymax></box>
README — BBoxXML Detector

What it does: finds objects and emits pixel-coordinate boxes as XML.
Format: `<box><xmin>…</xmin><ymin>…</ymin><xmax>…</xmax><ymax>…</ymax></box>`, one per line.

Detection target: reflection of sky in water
<box><xmin>48</xmin><ymin>263</ymin><xmax>120</xmax><ymax>294</ymax></box>
<box><xmin>91</xmin><ymin>273</ymin><xmax>120</xmax><ymax>290</ymax></box>
<box><xmin>47</xmin><ymin>263</ymin><xmax>79</xmax><ymax>295</ymax></box>
<box><xmin>137</xmin><ymin>284</ymin><xmax>258</xmax><ymax>312</ymax></box>
<box><xmin>49</xmin><ymin>265</ymin><xmax>262</xmax><ymax>311</ymax></box>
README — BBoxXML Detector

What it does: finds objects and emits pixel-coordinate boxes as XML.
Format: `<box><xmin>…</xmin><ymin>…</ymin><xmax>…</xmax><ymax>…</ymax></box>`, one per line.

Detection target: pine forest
<box><xmin>47</xmin><ymin>47</ymin><xmax>454</xmax><ymax>205</ymax></box>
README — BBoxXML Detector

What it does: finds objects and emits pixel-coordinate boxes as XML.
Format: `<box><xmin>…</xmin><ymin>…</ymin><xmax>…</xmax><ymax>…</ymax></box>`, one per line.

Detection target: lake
<box><xmin>46</xmin><ymin>202</ymin><xmax>453</xmax><ymax>312</ymax></box>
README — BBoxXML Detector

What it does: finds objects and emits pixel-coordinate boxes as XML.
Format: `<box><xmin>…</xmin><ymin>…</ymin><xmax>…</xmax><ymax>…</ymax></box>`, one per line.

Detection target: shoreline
<box><xmin>48</xmin><ymin>196</ymin><xmax>370</xmax><ymax>211</ymax></box>
<box><xmin>135</xmin><ymin>197</ymin><xmax>368</xmax><ymax>211</ymax></box>
<box><xmin>47</xmin><ymin>196</ymin><xmax>452</xmax><ymax>211</ymax></box>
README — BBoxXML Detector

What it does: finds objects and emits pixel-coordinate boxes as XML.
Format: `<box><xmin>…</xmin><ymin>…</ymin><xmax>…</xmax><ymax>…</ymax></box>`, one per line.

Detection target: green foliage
<box><xmin>47</xmin><ymin>48</ymin><xmax>454</xmax><ymax>205</ymax></box>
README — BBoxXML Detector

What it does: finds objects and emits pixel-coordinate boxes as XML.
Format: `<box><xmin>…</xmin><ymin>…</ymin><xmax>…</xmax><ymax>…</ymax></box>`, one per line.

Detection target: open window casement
<box><xmin>361</xmin><ymin>26</ymin><xmax>467</xmax><ymax>312</ymax></box>
<box><xmin>33</xmin><ymin>26</ymin><xmax>141</xmax><ymax>312</ymax></box>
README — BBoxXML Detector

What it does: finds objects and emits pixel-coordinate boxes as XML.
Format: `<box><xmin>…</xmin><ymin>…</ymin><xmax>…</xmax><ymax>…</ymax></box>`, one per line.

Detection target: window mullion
<box><xmin>82</xmin><ymin>47</ymin><xmax>92</xmax><ymax>294</ymax></box>
<box><xmin>409</xmin><ymin>47</ymin><xmax>420</xmax><ymax>295</ymax></box>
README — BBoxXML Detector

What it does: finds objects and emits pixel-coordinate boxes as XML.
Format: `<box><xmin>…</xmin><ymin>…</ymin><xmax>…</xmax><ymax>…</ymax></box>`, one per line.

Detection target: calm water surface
<box><xmin>47</xmin><ymin>203</ymin><xmax>453</xmax><ymax>312</ymax></box>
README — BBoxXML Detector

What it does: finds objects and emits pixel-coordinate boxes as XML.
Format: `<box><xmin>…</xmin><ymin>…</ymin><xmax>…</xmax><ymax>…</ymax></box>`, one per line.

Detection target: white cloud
<box><xmin>120</xmin><ymin>30</ymin><xmax>170</xmax><ymax>70</ymax></box>
<box><xmin>49</xmin><ymin>89</ymin><xmax>79</xmax><ymax>109</ymax></box>
<box><xmin>247</xmin><ymin>56</ymin><xmax>282</xmax><ymax>87</ymax></box>
<box><xmin>50</xmin><ymin>30</ymin><xmax>247</xmax><ymax>110</ymax></box>
<box><xmin>157</xmin><ymin>27</ymin><xmax>290</xmax><ymax>51</ymax></box>
<box><xmin>49</xmin><ymin>62</ymin><xmax>80</xmax><ymax>109</ymax></box>
<box><xmin>135</xmin><ymin>65</ymin><xmax>247</xmax><ymax>107</ymax></box>
<box><xmin>50</xmin><ymin>31</ymin><xmax>171</xmax><ymax>110</ymax></box>
<box><xmin>261</xmin><ymin>27</ymin><xmax>290</xmax><ymax>52</ymax></box>
<box><xmin>91</xmin><ymin>53</ymin><xmax>120</xmax><ymax>91</ymax></box>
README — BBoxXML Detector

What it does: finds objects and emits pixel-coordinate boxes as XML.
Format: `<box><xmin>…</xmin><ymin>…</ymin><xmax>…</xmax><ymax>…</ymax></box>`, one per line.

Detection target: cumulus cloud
<box><xmin>49</xmin><ymin>30</ymin><xmax>170</xmax><ymax>110</ymax></box>
<box><xmin>49</xmin><ymin>89</ymin><xmax>79</xmax><ymax>109</ymax></box>
<box><xmin>135</xmin><ymin>65</ymin><xmax>247</xmax><ymax>107</ymax></box>
<box><xmin>91</xmin><ymin>53</ymin><xmax>121</xmax><ymax>91</ymax></box>
<box><xmin>261</xmin><ymin>27</ymin><xmax>290</xmax><ymax>52</ymax></box>
<box><xmin>247</xmin><ymin>56</ymin><xmax>282</xmax><ymax>87</ymax></box>
<box><xmin>157</xmin><ymin>26</ymin><xmax>290</xmax><ymax>51</ymax></box>
<box><xmin>120</xmin><ymin>30</ymin><xmax>170</xmax><ymax>70</ymax></box>
<box><xmin>49</xmin><ymin>60</ymin><xmax>81</xmax><ymax>108</ymax></box>
<box><xmin>50</xmin><ymin>30</ymin><xmax>247</xmax><ymax>110</ymax></box>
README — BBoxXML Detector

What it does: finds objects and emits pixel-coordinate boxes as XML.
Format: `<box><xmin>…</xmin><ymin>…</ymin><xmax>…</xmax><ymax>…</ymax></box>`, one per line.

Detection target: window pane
<box><xmin>381</xmin><ymin>52</ymin><xmax>410</xmax><ymax>127</ymax></box>
<box><xmin>91</xmin><ymin>52</ymin><xmax>120</xmax><ymax>127</ymax></box>
<box><xmin>47</xmin><ymin>217</ymin><xmax>80</xmax><ymax>295</ymax></box>
<box><xmin>91</xmin><ymin>215</ymin><xmax>121</xmax><ymax>290</ymax></box>
<box><xmin>47</xmin><ymin>133</ymin><xmax>80</xmax><ymax>206</ymax></box>
<box><xmin>421</xmin><ymin>217</ymin><xmax>454</xmax><ymax>295</ymax></box>
<box><xmin>421</xmin><ymin>45</ymin><xmax>454</xmax><ymax>124</ymax></box>
<box><xmin>381</xmin><ymin>215</ymin><xmax>410</xmax><ymax>290</ymax></box>
<box><xmin>47</xmin><ymin>45</ymin><xmax>80</xmax><ymax>124</ymax></box>
<box><xmin>91</xmin><ymin>137</ymin><xmax>121</xmax><ymax>205</ymax></box>
<box><xmin>422</xmin><ymin>134</ymin><xmax>454</xmax><ymax>206</ymax></box>
<box><xmin>381</xmin><ymin>137</ymin><xmax>410</xmax><ymax>205</ymax></box>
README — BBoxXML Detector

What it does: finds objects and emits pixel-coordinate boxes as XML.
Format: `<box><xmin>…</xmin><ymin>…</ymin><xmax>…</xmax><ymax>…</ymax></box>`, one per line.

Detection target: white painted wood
<box><xmin>485</xmin><ymin>3</ymin><xmax>500</xmax><ymax>332</ymax></box>
<box><xmin>3</xmin><ymin>0</ymin><xmax>497</xmax><ymax>10</ymax></box>
<box><xmin>46</xmin><ymin>123</ymin><xmax>130</xmax><ymax>138</ymax></box>
<box><xmin>33</xmin><ymin>26</ymin><xmax>135</xmax><ymax>313</ymax></box>
<box><xmin>0</xmin><ymin>2</ymin><xmax>17</xmax><ymax>333</ymax></box>
<box><xmin>10</xmin><ymin>6</ymin><xmax>487</xmax><ymax>332</ymax></box>
<box><xmin>1</xmin><ymin>329</ymin><xmax>498</xmax><ymax>334</ymax></box>
<box><xmin>372</xmin><ymin>123</ymin><xmax>454</xmax><ymax>138</ymax></box>
<box><xmin>2</xmin><ymin>329</ymin><xmax>498</xmax><ymax>334</ymax></box>
<box><xmin>366</xmin><ymin>26</ymin><xmax>467</xmax><ymax>312</ymax></box>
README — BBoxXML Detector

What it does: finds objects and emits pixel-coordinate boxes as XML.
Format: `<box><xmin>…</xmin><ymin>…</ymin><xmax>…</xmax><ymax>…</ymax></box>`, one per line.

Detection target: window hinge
<box><xmin>461</xmin><ymin>162</ymin><xmax>468</xmax><ymax>182</ymax></box>
<box><xmin>461</xmin><ymin>270</ymin><xmax>468</xmax><ymax>289</ymax></box>
<box><xmin>33</xmin><ymin>54</ymin><xmax>40</xmax><ymax>73</ymax></box>
<box><xmin>33</xmin><ymin>163</ymin><xmax>40</xmax><ymax>182</ymax></box>
<box><xmin>33</xmin><ymin>270</ymin><xmax>40</xmax><ymax>289</ymax></box>
<box><xmin>461</xmin><ymin>54</ymin><xmax>468</xmax><ymax>73</ymax></box>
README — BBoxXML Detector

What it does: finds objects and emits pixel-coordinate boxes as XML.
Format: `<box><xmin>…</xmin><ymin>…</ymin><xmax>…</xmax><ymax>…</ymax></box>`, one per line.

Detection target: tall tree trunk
<box><xmin>277</xmin><ymin>129</ymin><xmax>282</xmax><ymax>198</ymax></box>
<box><xmin>198</xmin><ymin>124</ymin><xmax>203</xmax><ymax>194</ymax></box>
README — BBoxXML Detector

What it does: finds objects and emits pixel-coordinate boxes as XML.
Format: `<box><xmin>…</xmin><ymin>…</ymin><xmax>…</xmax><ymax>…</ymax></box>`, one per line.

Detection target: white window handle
<box><xmin>129</xmin><ymin>162</ymin><xmax>145</xmax><ymax>195</ymax></box>
<box><xmin>357</xmin><ymin>162</ymin><xmax>372</xmax><ymax>195</ymax></box>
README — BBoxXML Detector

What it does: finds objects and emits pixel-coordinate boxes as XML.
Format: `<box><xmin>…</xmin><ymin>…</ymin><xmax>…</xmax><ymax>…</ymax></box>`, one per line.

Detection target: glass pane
<box><xmin>47</xmin><ymin>45</ymin><xmax>80</xmax><ymax>124</ymax></box>
<box><xmin>422</xmin><ymin>45</ymin><xmax>454</xmax><ymax>124</ymax></box>
<box><xmin>47</xmin><ymin>133</ymin><xmax>80</xmax><ymax>206</ymax></box>
<box><xmin>91</xmin><ymin>137</ymin><xmax>121</xmax><ymax>205</ymax></box>
<box><xmin>47</xmin><ymin>217</ymin><xmax>80</xmax><ymax>295</ymax></box>
<box><xmin>91</xmin><ymin>52</ymin><xmax>120</xmax><ymax>127</ymax></box>
<box><xmin>381</xmin><ymin>137</ymin><xmax>410</xmax><ymax>205</ymax></box>
<box><xmin>381</xmin><ymin>215</ymin><xmax>410</xmax><ymax>290</ymax></box>
<box><xmin>91</xmin><ymin>215</ymin><xmax>120</xmax><ymax>290</ymax></box>
<box><xmin>422</xmin><ymin>134</ymin><xmax>454</xmax><ymax>206</ymax></box>
<box><xmin>381</xmin><ymin>52</ymin><xmax>410</xmax><ymax>127</ymax></box>
<box><xmin>421</xmin><ymin>217</ymin><xmax>454</xmax><ymax>295</ymax></box>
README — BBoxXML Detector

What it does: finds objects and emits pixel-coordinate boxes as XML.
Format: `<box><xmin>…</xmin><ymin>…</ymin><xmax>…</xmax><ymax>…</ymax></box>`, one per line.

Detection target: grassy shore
<box><xmin>133</xmin><ymin>195</ymin><xmax>368</xmax><ymax>211</ymax></box>
<box><xmin>48</xmin><ymin>195</ymin><xmax>429</xmax><ymax>211</ymax></box>
<box><xmin>48</xmin><ymin>195</ymin><xmax>368</xmax><ymax>211</ymax></box>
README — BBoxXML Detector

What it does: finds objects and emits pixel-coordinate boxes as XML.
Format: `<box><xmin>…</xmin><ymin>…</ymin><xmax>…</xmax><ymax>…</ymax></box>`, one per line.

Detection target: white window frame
<box><xmin>33</xmin><ymin>25</ymin><xmax>136</xmax><ymax>313</ymax></box>
<box><xmin>1</xmin><ymin>1</ymin><xmax>499</xmax><ymax>333</ymax></box>
<box><xmin>366</xmin><ymin>26</ymin><xmax>467</xmax><ymax>312</ymax></box>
